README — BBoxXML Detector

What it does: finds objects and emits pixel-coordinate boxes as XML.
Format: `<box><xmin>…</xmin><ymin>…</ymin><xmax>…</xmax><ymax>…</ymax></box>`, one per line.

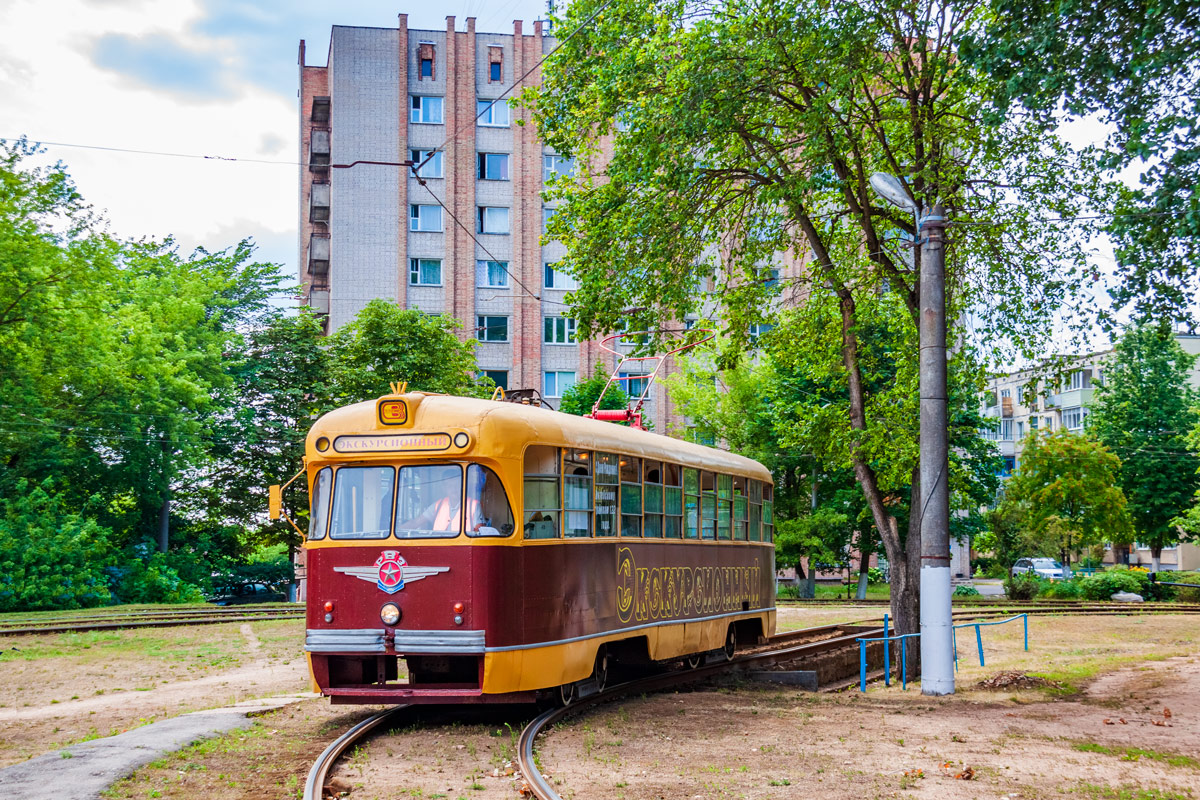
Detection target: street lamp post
<box><xmin>868</xmin><ymin>173</ymin><xmax>954</xmax><ymax>696</ymax></box>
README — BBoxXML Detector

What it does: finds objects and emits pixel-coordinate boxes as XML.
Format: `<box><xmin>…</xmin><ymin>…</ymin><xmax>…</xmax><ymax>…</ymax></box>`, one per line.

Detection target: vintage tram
<box><xmin>282</xmin><ymin>389</ymin><xmax>776</xmax><ymax>704</ymax></box>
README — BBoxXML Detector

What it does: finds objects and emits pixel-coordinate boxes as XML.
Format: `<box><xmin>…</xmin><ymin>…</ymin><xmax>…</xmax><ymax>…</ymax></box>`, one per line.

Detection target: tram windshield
<box><xmin>395</xmin><ymin>464</ymin><xmax>464</xmax><ymax>538</ymax></box>
<box><xmin>329</xmin><ymin>466</ymin><xmax>394</xmax><ymax>539</ymax></box>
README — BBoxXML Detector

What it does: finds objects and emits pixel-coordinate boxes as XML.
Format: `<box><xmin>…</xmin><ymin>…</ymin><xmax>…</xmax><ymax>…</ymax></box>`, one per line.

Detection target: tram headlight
<box><xmin>380</xmin><ymin>603</ymin><xmax>401</xmax><ymax>626</ymax></box>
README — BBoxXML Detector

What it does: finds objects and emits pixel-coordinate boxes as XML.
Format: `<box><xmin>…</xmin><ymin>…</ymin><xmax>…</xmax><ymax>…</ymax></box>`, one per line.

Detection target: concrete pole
<box><xmin>918</xmin><ymin>203</ymin><xmax>954</xmax><ymax>696</ymax></box>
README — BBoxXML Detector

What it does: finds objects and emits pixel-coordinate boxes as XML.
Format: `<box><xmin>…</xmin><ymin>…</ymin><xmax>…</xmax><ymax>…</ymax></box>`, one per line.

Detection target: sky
<box><xmin>1</xmin><ymin>0</ymin><xmax>551</xmax><ymax>286</ymax></box>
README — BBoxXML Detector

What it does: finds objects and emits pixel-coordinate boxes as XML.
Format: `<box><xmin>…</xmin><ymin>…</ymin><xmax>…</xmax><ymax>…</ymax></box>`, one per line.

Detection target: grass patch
<box><xmin>1075</xmin><ymin>784</ymin><xmax>1196</xmax><ymax>800</ymax></box>
<box><xmin>1073</xmin><ymin>742</ymin><xmax>1199</xmax><ymax>769</ymax></box>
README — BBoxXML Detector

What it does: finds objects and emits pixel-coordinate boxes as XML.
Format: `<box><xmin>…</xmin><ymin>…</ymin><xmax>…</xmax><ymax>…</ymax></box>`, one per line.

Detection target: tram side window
<box><xmin>394</xmin><ymin>464</ymin><xmax>464</xmax><ymax>538</ymax></box>
<box><xmin>643</xmin><ymin>460</ymin><xmax>663</xmax><ymax>538</ymax></box>
<box><xmin>308</xmin><ymin>467</ymin><xmax>332</xmax><ymax>540</ymax></box>
<box><xmin>762</xmin><ymin>481</ymin><xmax>774</xmax><ymax>542</ymax></box>
<box><xmin>523</xmin><ymin>445</ymin><xmax>560</xmax><ymax>539</ymax></box>
<box><xmin>620</xmin><ymin>456</ymin><xmax>642</xmax><ymax>537</ymax></box>
<box><xmin>747</xmin><ymin>479</ymin><xmax>762</xmax><ymax>542</ymax></box>
<box><xmin>733</xmin><ymin>476</ymin><xmax>748</xmax><ymax>541</ymax></box>
<box><xmin>700</xmin><ymin>471</ymin><xmax>717</xmax><ymax>540</ymax></box>
<box><xmin>330</xmin><ymin>466</ymin><xmax>395</xmax><ymax>539</ymax></box>
<box><xmin>663</xmin><ymin>463</ymin><xmax>683</xmax><ymax>538</ymax></box>
<box><xmin>594</xmin><ymin>452</ymin><xmax>620</xmax><ymax>537</ymax></box>
<box><xmin>465</xmin><ymin>464</ymin><xmax>515</xmax><ymax>537</ymax></box>
<box><xmin>683</xmin><ymin>467</ymin><xmax>699</xmax><ymax>539</ymax></box>
<box><xmin>563</xmin><ymin>448</ymin><xmax>592</xmax><ymax>537</ymax></box>
<box><xmin>717</xmin><ymin>473</ymin><xmax>733</xmax><ymax>540</ymax></box>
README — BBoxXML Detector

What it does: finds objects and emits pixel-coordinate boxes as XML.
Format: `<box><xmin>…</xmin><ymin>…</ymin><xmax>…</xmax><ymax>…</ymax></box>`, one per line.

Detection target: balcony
<box><xmin>309</xmin><ymin>128</ymin><xmax>330</xmax><ymax>172</ymax></box>
<box><xmin>309</xmin><ymin>233</ymin><xmax>330</xmax><ymax>278</ymax></box>
<box><xmin>309</xmin><ymin>289</ymin><xmax>330</xmax><ymax>315</ymax></box>
<box><xmin>1049</xmin><ymin>387</ymin><xmax>1095</xmax><ymax>410</ymax></box>
<box><xmin>311</xmin><ymin>96</ymin><xmax>330</xmax><ymax>123</ymax></box>
<box><xmin>1001</xmin><ymin>396</ymin><xmax>1013</xmax><ymax>418</ymax></box>
<box><xmin>310</xmin><ymin>182</ymin><xmax>330</xmax><ymax>222</ymax></box>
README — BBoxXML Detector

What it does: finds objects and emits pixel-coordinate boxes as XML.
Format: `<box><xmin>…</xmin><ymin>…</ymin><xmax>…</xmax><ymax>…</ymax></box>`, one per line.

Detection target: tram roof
<box><xmin>306</xmin><ymin>393</ymin><xmax>772</xmax><ymax>481</ymax></box>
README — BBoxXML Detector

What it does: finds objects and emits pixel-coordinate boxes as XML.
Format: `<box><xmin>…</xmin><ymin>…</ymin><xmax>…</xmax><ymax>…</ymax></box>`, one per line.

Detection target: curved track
<box><xmin>303</xmin><ymin>706</ymin><xmax>413</xmax><ymax>800</ymax></box>
<box><xmin>0</xmin><ymin>606</ymin><xmax>304</xmax><ymax>636</ymax></box>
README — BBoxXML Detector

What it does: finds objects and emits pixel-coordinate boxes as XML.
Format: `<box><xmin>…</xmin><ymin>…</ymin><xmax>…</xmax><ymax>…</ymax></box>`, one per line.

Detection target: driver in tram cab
<box><xmin>397</xmin><ymin>466</ymin><xmax>501</xmax><ymax>536</ymax></box>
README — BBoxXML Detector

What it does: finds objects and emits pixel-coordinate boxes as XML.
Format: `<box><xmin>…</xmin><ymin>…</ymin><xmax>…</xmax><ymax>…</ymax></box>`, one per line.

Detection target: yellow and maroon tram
<box><xmin>287</xmin><ymin>389</ymin><xmax>775</xmax><ymax>704</ymax></box>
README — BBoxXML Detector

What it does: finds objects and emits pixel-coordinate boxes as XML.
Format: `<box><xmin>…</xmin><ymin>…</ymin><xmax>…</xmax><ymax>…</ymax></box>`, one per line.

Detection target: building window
<box><xmin>1068</xmin><ymin>370</ymin><xmax>1085</xmax><ymax>390</ymax></box>
<box><xmin>417</xmin><ymin>42</ymin><xmax>436</xmax><ymax>80</ymax></box>
<box><xmin>477</xmin><ymin>98</ymin><xmax>509</xmax><ymax>127</ymax></box>
<box><xmin>1030</xmin><ymin>416</ymin><xmax>1039</xmax><ymax>431</ymax></box>
<box><xmin>477</xmin><ymin>152</ymin><xmax>510</xmax><ymax>181</ymax></box>
<box><xmin>410</xmin><ymin>149</ymin><xmax>443</xmax><ymax>178</ymax></box>
<box><xmin>1000</xmin><ymin>419</ymin><xmax>1013</xmax><ymax>441</ymax></box>
<box><xmin>410</xmin><ymin>95</ymin><xmax>444</xmax><ymax>124</ymax></box>
<box><xmin>761</xmin><ymin>266</ymin><xmax>781</xmax><ymax>288</ymax></box>
<box><xmin>748</xmin><ymin>322</ymin><xmax>774</xmax><ymax>342</ymax></box>
<box><xmin>489</xmin><ymin>61</ymin><xmax>502</xmax><ymax>81</ymax></box>
<box><xmin>477</xmin><ymin>206</ymin><xmax>510</xmax><ymax>234</ymax></box>
<box><xmin>544</xmin><ymin>262</ymin><xmax>577</xmax><ymax>290</ymax></box>
<box><xmin>476</xmin><ymin>260</ymin><xmax>509</xmax><ymax>288</ymax></box>
<box><xmin>1000</xmin><ymin>388</ymin><xmax>1011</xmax><ymax>398</ymax></box>
<box><xmin>1016</xmin><ymin>385</ymin><xmax>1024</xmax><ymax>404</ymax></box>
<box><xmin>542</xmin><ymin>207</ymin><xmax>556</xmax><ymax>233</ymax></box>
<box><xmin>481</xmin><ymin>370</ymin><xmax>508</xmax><ymax>390</ymax></box>
<box><xmin>476</xmin><ymin>316</ymin><xmax>508</xmax><ymax>342</ymax></box>
<box><xmin>1044</xmin><ymin>416</ymin><xmax>1054</xmax><ymax>431</ymax></box>
<box><xmin>488</xmin><ymin>45</ymin><xmax>503</xmax><ymax>83</ymax></box>
<box><xmin>409</xmin><ymin>204</ymin><xmax>442</xmax><ymax>232</ymax></box>
<box><xmin>544</xmin><ymin>316</ymin><xmax>577</xmax><ymax>344</ymax></box>
<box><xmin>543</xmin><ymin>154</ymin><xmax>574</xmax><ymax>182</ymax></box>
<box><xmin>1016</xmin><ymin>420</ymin><xmax>1025</xmax><ymax>439</ymax></box>
<box><xmin>1063</xmin><ymin>406</ymin><xmax>1086</xmax><ymax>431</ymax></box>
<box><xmin>409</xmin><ymin>258</ymin><xmax>442</xmax><ymax>285</ymax></box>
<box><xmin>620</xmin><ymin>372</ymin><xmax>650</xmax><ymax>399</ymax></box>
<box><xmin>544</xmin><ymin>371</ymin><xmax>577</xmax><ymax>398</ymax></box>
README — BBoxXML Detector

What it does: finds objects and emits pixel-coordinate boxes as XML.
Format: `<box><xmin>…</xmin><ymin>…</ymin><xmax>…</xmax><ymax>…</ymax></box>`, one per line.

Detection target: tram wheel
<box><xmin>723</xmin><ymin>626</ymin><xmax>737</xmax><ymax>661</ymax></box>
<box><xmin>592</xmin><ymin>646</ymin><xmax>609</xmax><ymax>694</ymax></box>
<box><xmin>684</xmin><ymin>653</ymin><xmax>703</xmax><ymax>670</ymax></box>
<box><xmin>558</xmin><ymin>680</ymin><xmax>578</xmax><ymax>707</ymax></box>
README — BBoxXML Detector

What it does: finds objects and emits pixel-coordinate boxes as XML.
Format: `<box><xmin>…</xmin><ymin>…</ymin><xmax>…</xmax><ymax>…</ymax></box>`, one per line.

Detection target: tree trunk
<box><xmin>158</xmin><ymin>493</ymin><xmax>170</xmax><ymax>554</ymax></box>
<box><xmin>856</xmin><ymin>531</ymin><xmax>871</xmax><ymax>600</ymax></box>
<box><xmin>1151</xmin><ymin>546</ymin><xmax>1162</xmax><ymax>574</ymax></box>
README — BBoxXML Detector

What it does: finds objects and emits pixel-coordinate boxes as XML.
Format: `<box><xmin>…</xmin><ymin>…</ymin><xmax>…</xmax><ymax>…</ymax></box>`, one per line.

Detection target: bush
<box><xmin>1165</xmin><ymin>571</ymin><xmax>1200</xmax><ymax>602</ymax></box>
<box><xmin>776</xmin><ymin>582</ymin><xmax>800</xmax><ymax>599</ymax></box>
<box><xmin>0</xmin><ymin>481</ymin><xmax>116</xmax><ymax>612</ymax></box>
<box><xmin>1076</xmin><ymin>567</ymin><xmax>1175</xmax><ymax>601</ymax></box>
<box><xmin>1037</xmin><ymin>577</ymin><xmax>1082</xmax><ymax>599</ymax></box>
<box><xmin>112</xmin><ymin>553</ymin><xmax>206</xmax><ymax>605</ymax></box>
<box><xmin>1004</xmin><ymin>571</ymin><xmax>1040</xmax><ymax>601</ymax></box>
<box><xmin>971</xmin><ymin>556</ymin><xmax>996</xmax><ymax>577</ymax></box>
<box><xmin>953</xmin><ymin>584</ymin><xmax>981</xmax><ymax>597</ymax></box>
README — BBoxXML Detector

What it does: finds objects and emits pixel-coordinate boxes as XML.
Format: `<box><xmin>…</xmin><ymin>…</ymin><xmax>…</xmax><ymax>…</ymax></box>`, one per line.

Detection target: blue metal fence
<box><xmin>856</xmin><ymin>613</ymin><xmax>1029</xmax><ymax>691</ymax></box>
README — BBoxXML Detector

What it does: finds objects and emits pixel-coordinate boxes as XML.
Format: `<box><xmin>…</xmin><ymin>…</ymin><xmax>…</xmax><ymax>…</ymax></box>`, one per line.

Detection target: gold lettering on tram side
<box><xmin>615</xmin><ymin>548</ymin><xmax>763</xmax><ymax>625</ymax></box>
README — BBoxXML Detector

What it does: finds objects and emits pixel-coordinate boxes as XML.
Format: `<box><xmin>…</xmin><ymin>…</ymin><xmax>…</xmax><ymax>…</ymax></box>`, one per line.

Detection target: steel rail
<box><xmin>0</xmin><ymin>611</ymin><xmax>305</xmax><ymax>636</ymax></box>
<box><xmin>0</xmin><ymin>605</ymin><xmax>298</xmax><ymax>627</ymax></box>
<box><xmin>303</xmin><ymin>705</ymin><xmax>412</xmax><ymax>800</ymax></box>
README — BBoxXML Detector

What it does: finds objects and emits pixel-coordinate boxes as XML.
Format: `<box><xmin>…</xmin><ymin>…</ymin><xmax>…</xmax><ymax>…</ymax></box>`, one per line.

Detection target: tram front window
<box><xmin>329</xmin><ymin>466</ymin><xmax>394</xmax><ymax>539</ymax></box>
<box><xmin>395</xmin><ymin>465</ymin><xmax>464</xmax><ymax>538</ymax></box>
<box><xmin>465</xmin><ymin>464</ymin><xmax>515</xmax><ymax>537</ymax></box>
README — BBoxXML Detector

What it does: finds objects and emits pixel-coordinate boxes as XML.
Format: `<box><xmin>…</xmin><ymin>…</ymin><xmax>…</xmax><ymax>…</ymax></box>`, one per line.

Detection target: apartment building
<box><xmin>298</xmin><ymin>16</ymin><xmax>687</xmax><ymax>429</ymax></box>
<box><xmin>980</xmin><ymin>332</ymin><xmax>1200</xmax><ymax>570</ymax></box>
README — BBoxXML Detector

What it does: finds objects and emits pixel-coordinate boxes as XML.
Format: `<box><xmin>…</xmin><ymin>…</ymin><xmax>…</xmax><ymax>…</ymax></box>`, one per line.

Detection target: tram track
<box><xmin>302</xmin><ymin>604</ymin><xmax>1200</xmax><ymax>800</ymax></box>
<box><xmin>0</xmin><ymin>606</ymin><xmax>304</xmax><ymax>636</ymax></box>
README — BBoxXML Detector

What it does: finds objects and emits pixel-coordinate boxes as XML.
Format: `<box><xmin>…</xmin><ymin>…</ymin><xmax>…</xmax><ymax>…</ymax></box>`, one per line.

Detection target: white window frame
<box><xmin>543</xmin><ymin>262</ymin><xmax>577</xmax><ymax>290</ymax></box>
<box><xmin>1063</xmin><ymin>406</ymin><xmax>1085</xmax><ymax>431</ymax></box>
<box><xmin>410</xmin><ymin>149</ymin><xmax>443</xmax><ymax>179</ymax></box>
<box><xmin>410</xmin><ymin>95</ymin><xmax>444</xmax><ymax>124</ymax></box>
<box><xmin>477</xmin><ymin>206</ymin><xmax>510</xmax><ymax>234</ymax></box>
<box><xmin>476</xmin><ymin>260</ymin><xmax>509</xmax><ymax>288</ymax></box>
<box><xmin>409</xmin><ymin>204</ymin><xmax>443</xmax><ymax>232</ymax></box>
<box><xmin>542</xmin><ymin>207</ymin><xmax>556</xmax><ymax>234</ymax></box>
<box><xmin>620</xmin><ymin>371</ymin><xmax>651</xmax><ymax>400</ymax></box>
<box><xmin>477</xmin><ymin>98</ymin><xmax>510</xmax><ymax>127</ymax></box>
<box><xmin>409</xmin><ymin>258</ymin><xmax>442</xmax><ymax>286</ymax></box>
<box><xmin>999</xmin><ymin>419</ymin><xmax>1013</xmax><ymax>441</ymax></box>
<box><xmin>476</xmin><ymin>315</ymin><xmax>509</xmax><ymax>343</ymax></box>
<box><xmin>543</xmin><ymin>316</ymin><xmax>577</xmax><ymax>344</ymax></box>
<box><xmin>477</xmin><ymin>152</ymin><xmax>510</xmax><ymax>181</ymax></box>
<box><xmin>543</xmin><ymin>154</ymin><xmax>575</xmax><ymax>182</ymax></box>
<box><xmin>544</xmin><ymin>371</ymin><xmax>577</xmax><ymax>398</ymax></box>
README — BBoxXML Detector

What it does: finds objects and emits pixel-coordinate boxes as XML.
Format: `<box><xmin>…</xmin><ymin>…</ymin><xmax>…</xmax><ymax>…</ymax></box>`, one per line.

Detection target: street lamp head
<box><xmin>868</xmin><ymin>172</ymin><xmax>917</xmax><ymax>214</ymax></box>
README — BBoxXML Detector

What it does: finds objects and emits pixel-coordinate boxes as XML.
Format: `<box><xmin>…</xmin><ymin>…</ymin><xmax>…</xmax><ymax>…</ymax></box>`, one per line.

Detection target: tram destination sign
<box><xmin>332</xmin><ymin>432</ymin><xmax>452</xmax><ymax>453</ymax></box>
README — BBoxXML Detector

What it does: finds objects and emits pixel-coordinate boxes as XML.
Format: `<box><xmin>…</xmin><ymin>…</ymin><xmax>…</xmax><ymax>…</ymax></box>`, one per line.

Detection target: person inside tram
<box><xmin>395</xmin><ymin>464</ymin><xmax>504</xmax><ymax>536</ymax></box>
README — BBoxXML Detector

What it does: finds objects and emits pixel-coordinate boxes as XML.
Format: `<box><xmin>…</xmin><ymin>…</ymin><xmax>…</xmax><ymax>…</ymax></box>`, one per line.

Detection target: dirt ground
<box><xmin>72</xmin><ymin>614</ymin><xmax>1200</xmax><ymax>800</ymax></box>
<box><xmin>0</xmin><ymin>619</ymin><xmax>310</xmax><ymax>767</ymax></box>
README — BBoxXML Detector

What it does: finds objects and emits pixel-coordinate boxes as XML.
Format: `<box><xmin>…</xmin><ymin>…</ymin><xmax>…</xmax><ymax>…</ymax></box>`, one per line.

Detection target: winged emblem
<box><xmin>334</xmin><ymin>550</ymin><xmax>449</xmax><ymax>594</ymax></box>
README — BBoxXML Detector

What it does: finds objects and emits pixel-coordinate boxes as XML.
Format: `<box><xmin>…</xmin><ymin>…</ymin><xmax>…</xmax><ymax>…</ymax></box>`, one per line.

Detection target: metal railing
<box><xmin>857</xmin><ymin>613</ymin><xmax>1029</xmax><ymax>691</ymax></box>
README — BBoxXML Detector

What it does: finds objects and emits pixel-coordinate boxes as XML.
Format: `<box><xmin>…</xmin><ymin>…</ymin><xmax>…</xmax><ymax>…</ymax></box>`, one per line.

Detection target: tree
<box><xmin>325</xmin><ymin>299</ymin><xmax>489</xmax><ymax>404</ymax></box>
<box><xmin>1003</xmin><ymin>430</ymin><xmax>1133</xmax><ymax>569</ymax></box>
<box><xmin>557</xmin><ymin>365</ymin><xmax>630</xmax><ymax>417</ymax></box>
<box><xmin>1087</xmin><ymin>323</ymin><xmax>1200</xmax><ymax>570</ymax></box>
<box><xmin>529</xmin><ymin>0</ymin><xmax>1097</xmax><ymax>645</ymax></box>
<box><xmin>964</xmin><ymin>0</ymin><xmax>1200</xmax><ymax>323</ymax></box>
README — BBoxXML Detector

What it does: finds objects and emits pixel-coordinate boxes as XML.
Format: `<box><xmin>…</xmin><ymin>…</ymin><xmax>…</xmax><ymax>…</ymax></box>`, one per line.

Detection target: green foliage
<box><xmin>1078</xmin><ymin>569</ymin><xmax>1151</xmax><ymax>602</ymax></box>
<box><xmin>0</xmin><ymin>481</ymin><xmax>115</xmax><ymax>611</ymax></box>
<box><xmin>325</xmin><ymin>299</ymin><xmax>488</xmax><ymax>404</ymax></box>
<box><xmin>1087</xmin><ymin>324</ymin><xmax>1200</xmax><ymax>561</ymax></box>
<box><xmin>964</xmin><ymin>0</ymin><xmax>1200</xmax><ymax>322</ymax></box>
<box><xmin>1002</xmin><ymin>431</ymin><xmax>1133</xmax><ymax>563</ymax></box>
<box><xmin>558</xmin><ymin>365</ymin><xmax>629</xmax><ymax>417</ymax></box>
<box><xmin>1037</xmin><ymin>578</ymin><xmax>1082</xmax><ymax>599</ymax></box>
<box><xmin>1004</xmin><ymin>572</ymin><xmax>1040</xmax><ymax>601</ymax></box>
<box><xmin>112</xmin><ymin>553</ymin><xmax>205</xmax><ymax>605</ymax></box>
<box><xmin>1162</xmin><ymin>571</ymin><xmax>1200</xmax><ymax>602</ymax></box>
<box><xmin>953</xmin><ymin>584</ymin><xmax>981</xmax><ymax>597</ymax></box>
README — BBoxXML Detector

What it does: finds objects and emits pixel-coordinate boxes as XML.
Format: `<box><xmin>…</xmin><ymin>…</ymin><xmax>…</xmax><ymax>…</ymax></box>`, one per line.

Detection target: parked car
<box><xmin>1011</xmin><ymin>558</ymin><xmax>1064</xmax><ymax>580</ymax></box>
<box><xmin>208</xmin><ymin>582</ymin><xmax>286</xmax><ymax>606</ymax></box>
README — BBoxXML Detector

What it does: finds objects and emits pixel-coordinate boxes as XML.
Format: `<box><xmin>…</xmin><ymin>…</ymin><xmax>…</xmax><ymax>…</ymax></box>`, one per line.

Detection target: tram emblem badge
<box><xmin>333</xmin><ymin>551</ymin><xmax>450</xmax><ymax>594</ymax></box>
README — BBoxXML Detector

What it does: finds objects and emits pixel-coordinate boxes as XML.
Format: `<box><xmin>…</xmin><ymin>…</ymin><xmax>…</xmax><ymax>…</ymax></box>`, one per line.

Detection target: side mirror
<box><xmin>268</xmin><ymin>485</ymin><xmax>282</xmax><ymax>520</ymax></box>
